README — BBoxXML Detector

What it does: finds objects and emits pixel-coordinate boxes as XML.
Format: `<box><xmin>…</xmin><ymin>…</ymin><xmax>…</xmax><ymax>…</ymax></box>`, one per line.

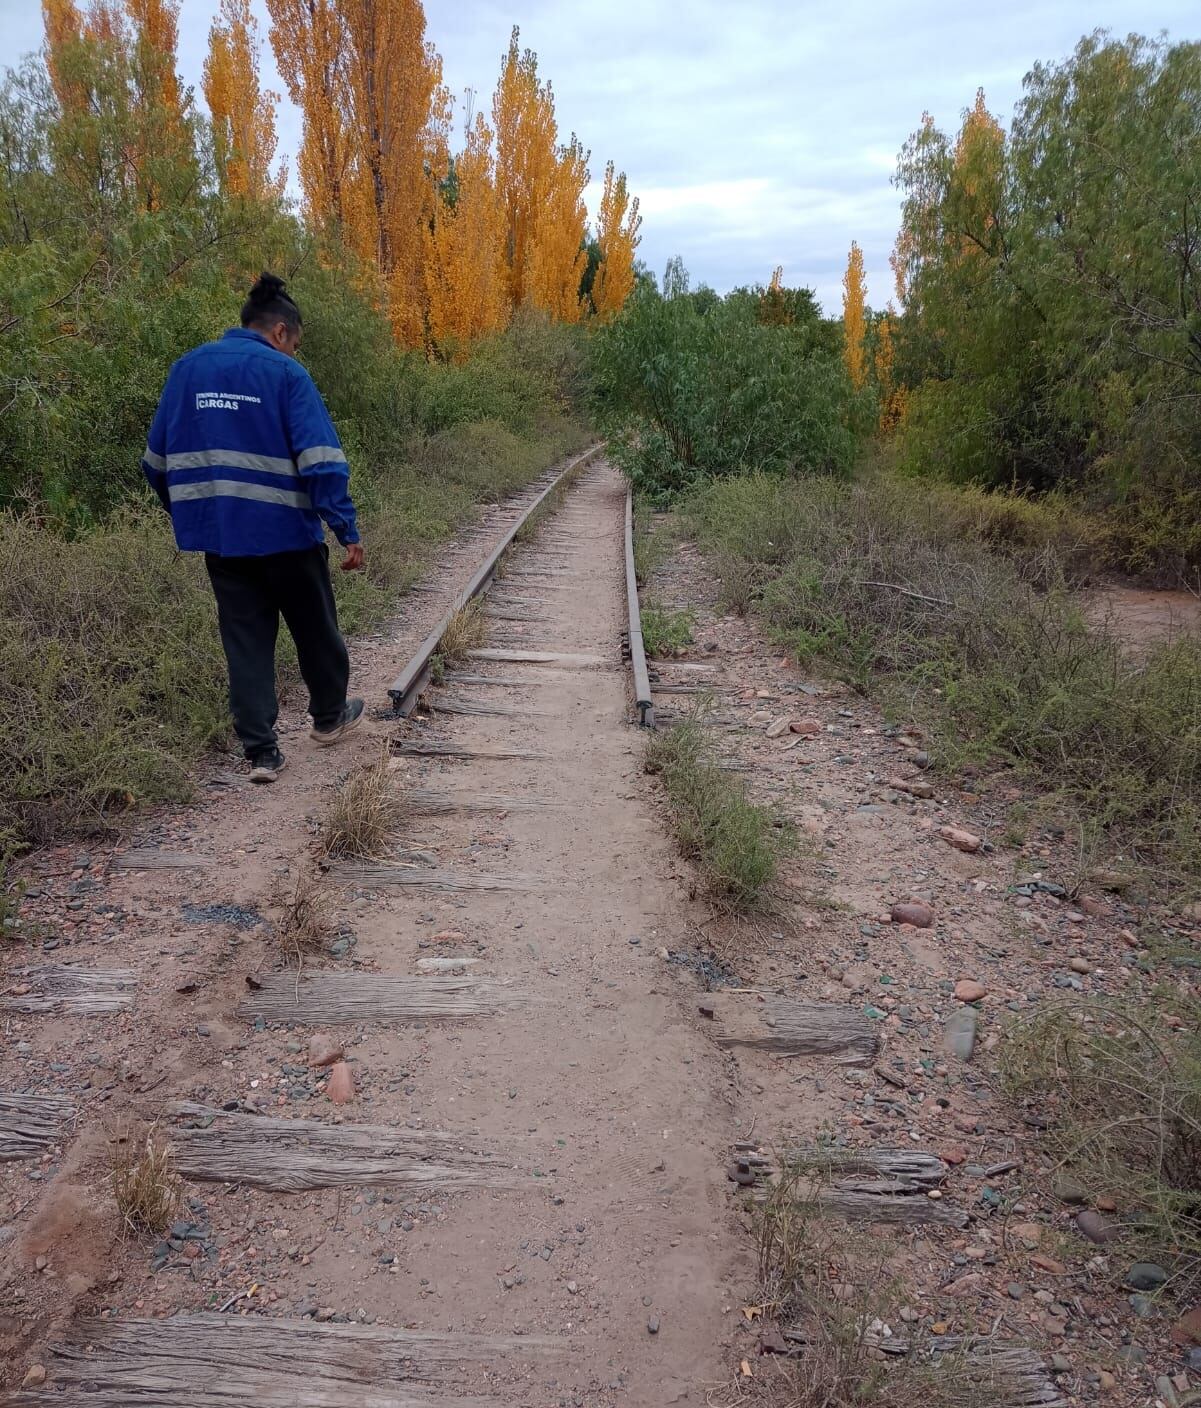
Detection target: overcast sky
<box><xmin>1</xmin><ymin>0</ymin><xmax>1196</xmax><ymax>312</ymax></box>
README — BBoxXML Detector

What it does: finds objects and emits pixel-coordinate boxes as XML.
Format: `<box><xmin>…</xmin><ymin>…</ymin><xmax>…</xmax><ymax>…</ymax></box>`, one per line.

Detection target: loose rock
<box><xmin>1125</xmin><ymin>1262</ymin><xmax>1168</xmax><ymax>1292</ymax></box>
<box><xmin>325</xmin><ymin>1061</ymin><xmax>355</xmax><ymax>1105</ymax></box>
<box><xmin>891</xmin><ymin>901</ymin><xmax>934</xmax><ymax>929</ymax></box>
<box><xmin>938</xmin><ymin>825</ymin><xmax>982</xmax><ymax>853</ymax></box>
<box><xmin>308</xmin><ymin>1033</ymin><xmax>344</xmax><ymax>1068</ymax></box>
<box><xmin>943</xmin><ymin>1008</ymin><xmax>978</xmax><ymax>1062</ymax></box>
<box><xmin>1075</xmin><ymin>1210</ymin><xmax>1119</xmax><ymax>1244</ymax></box>
<box><xmin>21</xmin><ymin>1367</ymin><xmax>47</xmax><ymax>1389</ymax></box>
<box><xmin>953</xmin><ymin>979</ymin><xmax>987</xmax><ymax>1003</ymax></box>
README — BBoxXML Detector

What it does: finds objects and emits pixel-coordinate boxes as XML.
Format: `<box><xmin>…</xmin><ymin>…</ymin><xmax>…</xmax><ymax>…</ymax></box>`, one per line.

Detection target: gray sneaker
<box><xmin>249</xmin><ymin>748</ymin><xmax>286</xmax><ymax>783</ymax></box>
<box><xmin>310</xmin><ymin>698</ymin><xmax>365</xmax><ymax>746</ymax></box>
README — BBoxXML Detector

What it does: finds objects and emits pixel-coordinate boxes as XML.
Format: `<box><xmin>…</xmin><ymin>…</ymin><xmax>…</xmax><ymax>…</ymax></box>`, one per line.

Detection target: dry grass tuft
<box><xmin>436</xmin><ymin>599</ymin><xmax>487</xmax><ymax>668</ymax></box>
<box><xmin>275</xmin><ymin>865</ymin><xmax>335</xmax><ymax>965</ymax></box>
<box><xmin>321</xmin><ymin>751</ymin><xmax>408</xmax><ymax>860</ymax></box>
<box><xmin>1001</xmin><ymin>996</ymin><xmax>1201</xmax><ymax>1295</ymax></box>
<box><xmin>110</xmin><ymin>1124</ymin><xmax>182</xmax><ymax>1236</ymax></box>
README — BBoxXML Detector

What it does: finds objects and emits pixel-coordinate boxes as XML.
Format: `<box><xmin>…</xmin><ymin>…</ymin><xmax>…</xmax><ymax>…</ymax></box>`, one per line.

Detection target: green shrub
<box><xmin>646</xmin><ymin>712</ymin><xmax>790</xmax><ymax>908</ymax></box>
<box><xmin>640</xmin><ymin>601</ymin><xmax>694</xmax><ymax>657</ymax></box>
<box><xmin>590</xmin><ymin>277</ymin><xmax>859</xmax><ymax>501</ymax></box>
<box><xmin>686</xmin><ymin>472</ymin><xmax>1201</xmax><ymax>885</ymax></box>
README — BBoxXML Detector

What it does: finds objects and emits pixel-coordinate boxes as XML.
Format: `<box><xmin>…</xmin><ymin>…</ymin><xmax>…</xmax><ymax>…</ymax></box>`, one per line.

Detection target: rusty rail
<box><xmin>624</xmin><ymin>485</ymin><xmax>654</xmax><ymax>728</ymax></box>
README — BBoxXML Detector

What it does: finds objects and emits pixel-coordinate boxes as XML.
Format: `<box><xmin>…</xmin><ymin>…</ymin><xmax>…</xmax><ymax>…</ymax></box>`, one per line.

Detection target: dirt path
<box><xmin>1</xmin><ymin>461</ymin><xmax>747</xmax><ymax>1406</ymax></box>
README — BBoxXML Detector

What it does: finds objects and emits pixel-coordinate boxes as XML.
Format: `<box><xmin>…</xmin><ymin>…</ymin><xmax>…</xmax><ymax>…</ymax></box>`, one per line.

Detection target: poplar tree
<box><xmin>203</xmin><ymin>0</ymin><xmax>283</xmax><ymax>202</ymax></box>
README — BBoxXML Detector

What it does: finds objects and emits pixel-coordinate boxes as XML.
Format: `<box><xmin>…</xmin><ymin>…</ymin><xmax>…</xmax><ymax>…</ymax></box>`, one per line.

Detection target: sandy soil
<box><xmin>0</xmin><ymin>461</ymin><xmax>749</xmax><ymax>1407</ymax></box>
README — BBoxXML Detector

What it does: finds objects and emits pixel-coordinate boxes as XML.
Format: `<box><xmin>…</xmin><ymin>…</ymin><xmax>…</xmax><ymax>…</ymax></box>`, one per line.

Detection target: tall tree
<box><xmin>591</xmin><ymin>159</ymin><xmax>641</xmax><ymax>321</ymax></box>
<box><xmin>266</xmin><ymin>0</ymin><xmax>351</xmax><ymax>230</ymax></box>
<box><xmin>526</xmin><ymin>133</ymin><xmax>588</xmax><ymax>322</ymax></box>
<box><xmin>842</xmin><ymin>240</ymin><xmax>867</xmax><ymax>390</ymax></box>
<box><xmin>203</xmin><ymin>0</ymin><xmax>283</xmax><ymax>202</ymax></box>
<box><xmin>491</xmin><ymin>27</ymin><xmax>559</xmax><ymax>310</ymax></box>
<box><xmin>339</xmin><ymin>0</ymin><xmax>448</xmax><ymax>346</ymax></box>
<box><xmin>425</xmin><ymin>109</ymin><xmax>508</xmax><ymax>350</ymax></box>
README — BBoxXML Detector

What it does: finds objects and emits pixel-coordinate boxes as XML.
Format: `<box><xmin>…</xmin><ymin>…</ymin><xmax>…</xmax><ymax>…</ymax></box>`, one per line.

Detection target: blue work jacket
<box><xmin>142</xmin><ymin>327</ymin><xmax>360</xmax><ymax>557</ymax></box>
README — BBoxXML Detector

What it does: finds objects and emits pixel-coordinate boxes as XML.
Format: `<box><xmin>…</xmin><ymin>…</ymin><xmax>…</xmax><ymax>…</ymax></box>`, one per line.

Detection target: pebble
<box><xmin>1075</xmin><ymin>1210</ymin><xmax>1118</xmax><ymax>1244</ymax></box>
<box><xmin>647</xmin><ymin>1316</ymin><xmax>660</xmax><ymax>1334</ymax></box>
<box><xmin>325</xmin><ymin>1062</ymin><xmax>355</xmax><ymax>1105</ymax></box>
<box><xmin>943</xmin><ymin>1008</ymin><xmax>977</xmax><ymax>1062</ymax></box>
<box><xmin>1053</xmin><ymin>1173</ymin><xmax>1088</xmax><ymax>1205</ymax></box>
<box><xmin>1125</xmin><ymin>1262</ymin><xmax>1168</xmax><ymax>1291</ymax></box>
<box><xmin>308</xmin><ymin>1033</ymin><xmax>344</xmax><ymax>1068</ymax></box>
<box><xmin>1006</xmin><ymin>1282</ymin><xmax>1026</xmax><ymax>1300</ymax></box>
<box><xmin>21</xmin><ymin>1366</ymin><xmax>46</xmax><ymax>1389</ymax></box>
<box><xmin>953</xmin><ymin>979</ymin><xmax>987</xmax><ymax>1003</ymax></box>
<box><xmin>1068</xmin><ymin>956</ymin><xmax>1093</xmax><ymax>975</ymax></box>
<box><xmin>891</xmin><ymin>901</ymin><xmax>934</xmax><ymax>929</ymax></box>
<box><xmin>938</xmin><ymin>825</ymin><xmax>982</xmax><ymax>853</ymax></box>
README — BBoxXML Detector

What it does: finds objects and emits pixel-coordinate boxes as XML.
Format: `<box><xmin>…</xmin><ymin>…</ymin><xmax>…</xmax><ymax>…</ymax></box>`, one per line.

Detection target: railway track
<box><xmin>1</xmin><ymin>453</ymin><xmax>734</xmax><ymax>1408</ymax></box>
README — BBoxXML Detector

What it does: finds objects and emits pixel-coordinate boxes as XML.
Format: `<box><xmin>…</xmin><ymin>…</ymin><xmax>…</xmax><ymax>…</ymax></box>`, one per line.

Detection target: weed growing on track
<box><xmin>321</xmin><ymin>752</ymin><xmax>408</xmax><ymax>860</ymax></box>
<box><xmin>275</xmin><ymin>866</ymin><xmax>335</xmax><ymax>965</ymax></box>
<box><xmin>686</xmin><ymin>472</ymin><xmax>1201</xmax><ymax>889</ymax></box>
<box><xmin>437</xmin><ymin>599</ymin><xmax>488</xmax><ymax>669</ymax></box>
<box><xmin>110</xmin><ymin>1124</ymin><xmax>182</xmax><ymax>1237</ymax></box>
<box><xmin>753</xmin><ymin>1165</ymin><xmax>1017</xmax><ymax>1407</ymax></box>
<box><xmin>646</xmin><ymin>712</ymin><xmax>790</xmax><ymax>909</ymax></box>
<box><xmin>1001</xmin><ymin>998</ymin><xmax>1201</xmax><ymax>1295</ymax></box>
<box><xmin>640</xmin><ymin>602</ymin><xmax>695</xmax><ymax>657</ymax></box>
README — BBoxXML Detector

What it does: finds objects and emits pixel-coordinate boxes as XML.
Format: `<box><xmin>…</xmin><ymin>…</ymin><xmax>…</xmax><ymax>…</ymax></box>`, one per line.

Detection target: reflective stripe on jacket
<box><xmin>142</xmin><ymin>327</ymin><xmax>359</xmax><ymax>557</ymax></box>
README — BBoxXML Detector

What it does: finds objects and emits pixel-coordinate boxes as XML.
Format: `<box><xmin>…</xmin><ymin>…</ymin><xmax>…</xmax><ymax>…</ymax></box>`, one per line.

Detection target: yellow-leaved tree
<box><xmin>425</xmin><ymin>106</ymin><xmax>509</xmax><ymax>352</ymax></box>
<box><xmin>842</xmin><ymin>240</ymin><xmax>867</xmax><ymax>390</ymax></box>
<box><xmin>266</xmin><ymin>0</ymin><xmax>352</xmax><ymax>232</ymax></box>
<box><xmin>526</xmin><ymin>134</ymin><xmax>589</xmax><ymax>322</ymax></box>
<box><xmin>591</xmin><ymin>159</ymin><xmax>641</xmax><ymax>321</ymax></box>
<box><xmin>492</xmin><ymin>27</ymin><xmax>556</xmax><ymax>310</ymax></box>
<box><xmin>203</xmin><ymin>0</ymin><xmax>284</xmax><ymax>202</ymax></box>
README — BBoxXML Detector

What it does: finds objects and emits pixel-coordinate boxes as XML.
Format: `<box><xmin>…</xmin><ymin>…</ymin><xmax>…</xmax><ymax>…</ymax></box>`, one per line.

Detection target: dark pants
<box><xmin>205</xmin><ymin>544</ymin><xmax>349</xmax><ymax>760</ymax></box>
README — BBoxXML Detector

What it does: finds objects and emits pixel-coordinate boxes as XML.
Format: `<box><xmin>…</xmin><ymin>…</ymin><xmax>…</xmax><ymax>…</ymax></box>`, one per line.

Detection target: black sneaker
<box><xmin>310</xmin><ymin>698</ymin><xmax>365</xmax><ymax>746</ymax></box>
<box><xmin>248</xmin><ymin>748</ymin><xmax>286</xmax><ymax>783</ymax></box>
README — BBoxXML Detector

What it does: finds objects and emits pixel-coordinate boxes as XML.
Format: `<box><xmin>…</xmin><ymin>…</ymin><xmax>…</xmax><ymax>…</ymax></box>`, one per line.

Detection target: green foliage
<box><xmin>639</xmin><ymin>601</ymin><xmax>694</xmax><ymax>657</ymax></box>
<box><xmin>645</xmin><ymin>711</ymin><xmax>790</xmax><ymax>908</ymax></box>
<box><xmin>0</xmin><ymin>28</ymin><xmax>593</xmax><ymax>846</ymax></box>
<box><xmin>894</xmin><ymin>33</ymin><xmax>1201</xmax><ymax>573</ymax></box>
<box><xmin>687</xmin><ymin>472</ymin><xmax>1201</xmax><ymax>886</ymax></box>
<box><xmin>590</xmin><ymin>270</ymin><xmax>858</xmax><ymax>501</ymax></box>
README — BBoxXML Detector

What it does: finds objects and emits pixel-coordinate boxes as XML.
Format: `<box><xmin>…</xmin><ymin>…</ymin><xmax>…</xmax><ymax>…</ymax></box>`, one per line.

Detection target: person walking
<box><xmin>142</xmin><ymin>272</ymin><xmax>365</xmax><ymax>783</ymax></box>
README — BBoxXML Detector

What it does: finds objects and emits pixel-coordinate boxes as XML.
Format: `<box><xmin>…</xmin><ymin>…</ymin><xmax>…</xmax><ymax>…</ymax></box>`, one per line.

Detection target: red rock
<box><xmin>938</xmin><ymin>825</ymin><xmax>982</xmax><ymax>853</ymax></box>
<box><xmin>790</xmin><ymin>717</ymin><xmax>822</xmax><ymax>736</ymax></box>
<box><xmin>325</xmin><ymin>1061</ymin><xmax>355</xmax><ymax>1105</ymax></box>
<box><xmin>1171</xmin><ymin>1306</ymin><xmax>1201</xmax><ymax>1345</ymax></box>
<box><xmin>938</xmin><ymin>1146</ymin><xmax>967</xmax><ymax>1166</ymax></box>
<box><xmin>1031</xmin><ymin>1253</ymin><xmax>1066</xmax><ymax>1274</ymax></box>
<box><xmin>945</xmin><ymin>1272</ymin><xmax>984</xmax><ymax>1297</ymax></box>
<box><xmin>308</xmin><ymin>1033</ymin><xmax>344</xmax><ymax>1068</ymax></box>
<box><xmin>954</xmin><ymin>979</ymin><xmax>987</xmax><ymax>1003</ymax></box>
<box><xmin>890</xmin><ymin>901</ymin><xmax>934</xmax><ymax>929</ymax></box>
<box><xmin>1095</xmin><ymin>1195</ymin><xmax>1117</xmax><ymax>1213</ymax></box>
<box><xmin>432</xmin><ymin>930</ymin><xmax>466</xmax><ymax>944</ymax></box>
<box><xmin>1078</xmin><ymin>895</ymin><xmax>1105</xmax><ymax>917</ymax></box>
<box><xmin>1014</xmin><ymin>1223</ymin><xmax>1044</xmax><ymax>1249</ymax></box>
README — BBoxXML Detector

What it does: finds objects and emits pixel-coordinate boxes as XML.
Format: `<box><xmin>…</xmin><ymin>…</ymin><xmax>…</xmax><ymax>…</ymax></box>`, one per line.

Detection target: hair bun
<box><xmin>248</xmin><ymin>272</ymin><xmax>287</xmax><ymax>305</ymax></box>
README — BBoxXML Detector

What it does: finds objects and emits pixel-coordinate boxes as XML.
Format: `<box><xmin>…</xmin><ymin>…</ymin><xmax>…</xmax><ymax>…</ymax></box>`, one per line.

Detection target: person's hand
<box><xmin>342</xmin><ymin>542</ymin><xmax>364</xmax><ymax>572</ymax></box>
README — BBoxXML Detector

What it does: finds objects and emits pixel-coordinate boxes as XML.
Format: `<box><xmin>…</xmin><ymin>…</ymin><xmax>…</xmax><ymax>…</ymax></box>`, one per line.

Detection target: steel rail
<box><xmin>388</xmin><ymin>444</ymin><xmax>602</xmax><ymax>715</ymax></box>
<box><xmin>624</xmin><ymin>485</ymin><xmax>654</xmax><ymax>728</ymax></box>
